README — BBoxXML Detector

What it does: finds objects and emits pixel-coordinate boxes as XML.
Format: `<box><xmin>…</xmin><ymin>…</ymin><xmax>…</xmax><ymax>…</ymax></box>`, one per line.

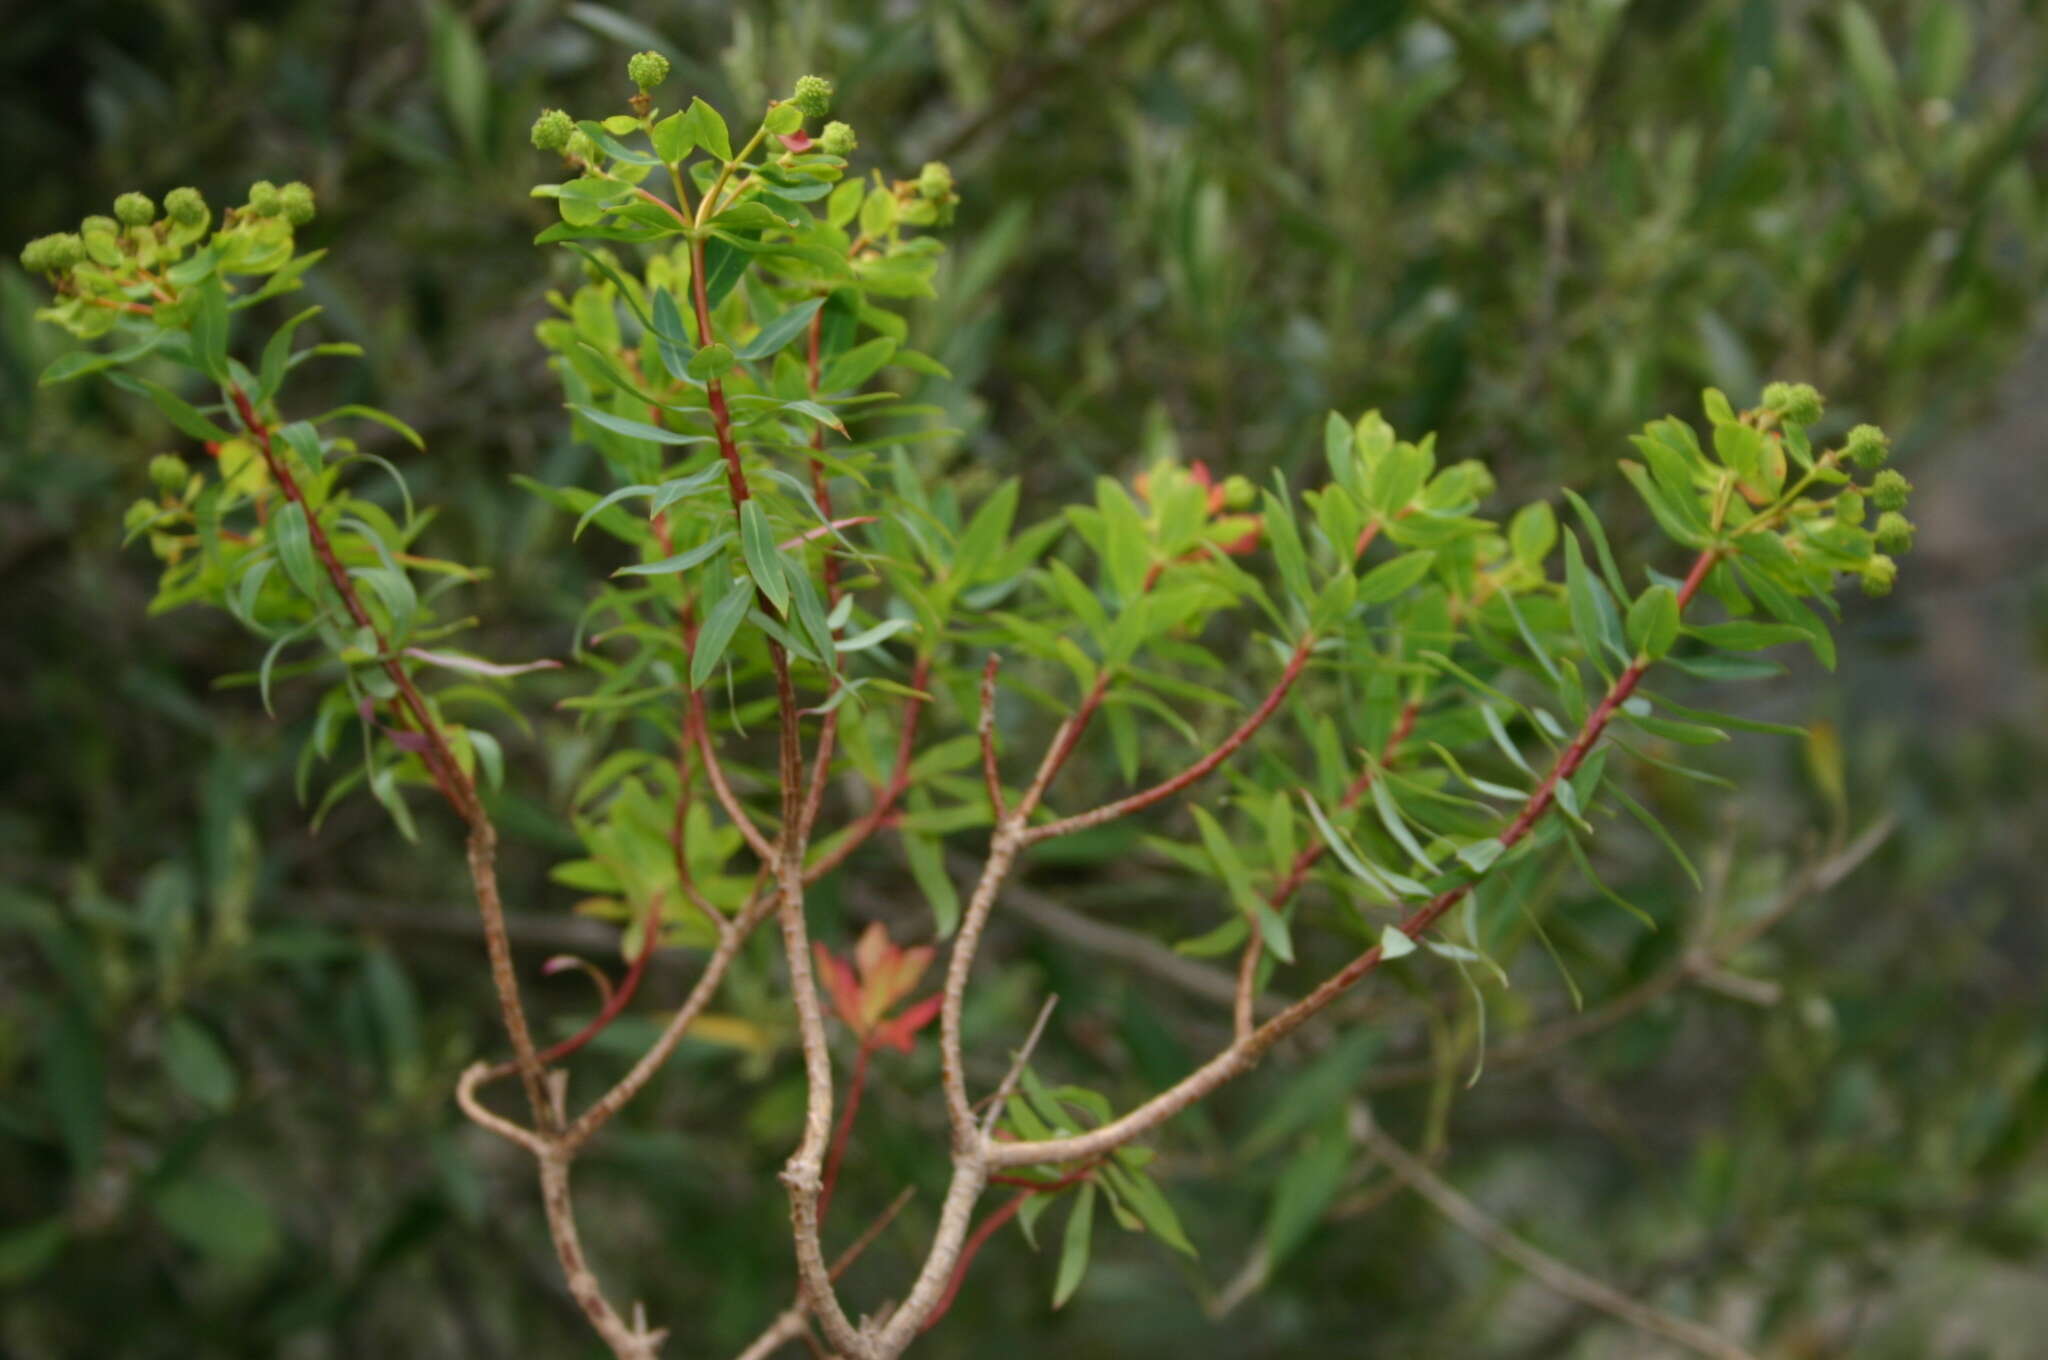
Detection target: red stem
<box><xmin>227</xmin><ymin>384</ymin><xmax>476</xmax><ymax>821</ymax></box>
<box><xmin>921</xmin><ymin>1161</ymin><xmax>1102</xmax><ymax>1333</ymax></box>
<box><xmin>1024</xmin><ymin>631</ymin><xmax>1319</xmax><ymax>843</ymax></box>
<box><xmin>1254</xmin><ymin>547</ymin><xmax>1722</xmax><ymax>1049</ymax></box>
<box><xmin>803</xmin><ymin>654</ymin><xmax>935</xmax><ymax>881</ymax></box>
<box><xmin>688</xmin><ymin>238</ymin><xmax>750</xmax><ymax>508</ymax></box>
<box><xmin>818</xmin><ymin>1039</ymin><xmax>873</xmax><ymax>1223</ymax></box>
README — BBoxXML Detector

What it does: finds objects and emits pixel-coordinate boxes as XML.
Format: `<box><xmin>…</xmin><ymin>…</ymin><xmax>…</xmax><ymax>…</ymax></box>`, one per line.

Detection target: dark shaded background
<box><xmin>3</xmin><ymin>2</ymin><xmax>2047</xmax><ymax>1356</ymax></box>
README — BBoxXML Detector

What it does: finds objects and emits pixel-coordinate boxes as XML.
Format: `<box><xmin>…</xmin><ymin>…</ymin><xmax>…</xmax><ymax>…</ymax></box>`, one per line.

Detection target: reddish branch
<box><xmin>1234</xmin><ymin>698</ymin><xmax>1421</xmax><ymax>1036</ymax></box>
<box><xmin>985</xmin><ymin>546</ymin><xmax>1724</xmax><ymax>1170</ymax></box>
<box><xmin>1023</xmin><ymin>631</ymin><xmax>1319</xmax><ymax>844</ymax></box>
<box><xmin>688</xmin><ymin>238</ymin><xmax>750</xmax><ymax>507</ymax></box>
<box><xmin>225</xmin><ymin>383</ymin><xmax>551</xmax><ymax>1124</ymax></box>
<box><xmin>804</xmin><ymin>654</ymin><xmax>936</xmax><ymax>881</ymax></box>
<box><xmin>818</xmin><ymin>1040</ymin><xmax>874</xmax><ymax>1223</ymax></box>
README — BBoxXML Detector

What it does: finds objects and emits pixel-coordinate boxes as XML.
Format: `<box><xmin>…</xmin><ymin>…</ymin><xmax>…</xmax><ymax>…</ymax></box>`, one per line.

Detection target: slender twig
<box><xmin>692</xmin><ymin>690</ymin><xmax>779</xmax><ymax>863</ymax></box>
<box><xmin>980</xmin><ymin>994</ymin><xmax>1060</xmax><ymax>1139</ymax></box>
<box><xmin>832</xmin><ymin>1185</ymin><xmax>918</xmax><ymax>1282</ymax></box>
<box><xmin>1024</xmin><ymin>631</ymin><xmax>1318</xmax><ymax>843</ymax></box>
<box><xmin>804</xmin><ymin>654</ymin><xmax>935</xmax><ymax>881</ymax></box>
<box><xmin>978</xmin><ymin>653</ymin><xmax>1007</xmax><ymax>820</ymax></box>
<box><xmin>1354</xmin><ymin>1106</ymin><xmax>1758</xmax><ymax>1360</ymax></box>
<box><xmin>559</xmin><ymin>888</ymin><xmax>774</xmax><ymax>1152</ymax></box>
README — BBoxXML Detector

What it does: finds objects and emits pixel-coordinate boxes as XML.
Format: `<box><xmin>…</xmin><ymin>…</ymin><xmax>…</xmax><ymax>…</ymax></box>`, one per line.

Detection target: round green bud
<box><xmin>1221</xmin><ymin>475</ymin><xmax>1257</xmax><ymax>511</ymax></box>
<box><xmin>627</xmin><ymin>49</ymin><xmax>670</xmax><ymax>91</ymax></box>
<box><xmin>1874</xmin><ymin>511</ymin><xmax>1914</xmax><ymax>554</ymax></box>
<box><xmin>1858</xmin><ymin>554</ymin><xmax>1897</xmax><ymax>597</ymax></box>
<box><xmin>917</xmin><ymin>160</ymin><xmax>954</xmax><ymax>201</ymax></box>
<box><xmin>123</xmin><ymin>499</ymin><xmax>158</xmax><ymax>534</ymax></box>
<box><xmin>818</xmin><ymin>120</ymin><xmax>858</xmax><ymax>157</ymax></box>
<box><xmin>150</xmin><ymin>453</ymin><xmax>191</xmax><ymax>495</ymax></box>
<box><xmin>531</xmin><ymin>108</ymin><xmax>575</xmax><ymax>153</ymax></box>
<box><xmin>1845</xmin><ymin>423</ymin><xmax>1890</xmax><ymax>469</ymax></box>
<box><xmin>1761</xmin><ymin>380</ymin><xmax>1824</xmax><ymax>426</ymax></box>
<box><xmin>19</xmin><ymin>233</ymin><xmax>81</xmax><ymax>273</ymax></box>
<box><xmin>1870</xmin><ymin>468</ymin><xmax>1912</xmax><ymax>512</ymax></box>
<box><xmin>565</xmin><ymin>131</ymin><xmax>600</xmax><ymax>165</ymax></box>
<box><xmin>1835</xmin><ymin>490</ymin><xmax>1866</xmax><ymax>526</ymax></box>
<box><xmin>279</xmin><ymin>181</ymin><xmax>316</xmax><ymax>225</ymax></box>
<box><xmin>114</xmin><ymin>192</ymin><xmax>157</xmax><ymax>227</ymax></box>
<box><xmin>792</xmin><ymin>74</ymin><xmax>834</xmax><ymax>119</ymax></box>
<box><xmin>81</xmin><ymin>215</ymin><xmax>118</xmax><ymax>238</ymax></box>
<box><xmin>164</xmin><ymin>187</ymin><xmax>208</xmax><ymax>226</ymax></box>
<box><xmin>247</xmin><ymin>180</ymin><xmax>282</xmax><ymax>217</ymax></box>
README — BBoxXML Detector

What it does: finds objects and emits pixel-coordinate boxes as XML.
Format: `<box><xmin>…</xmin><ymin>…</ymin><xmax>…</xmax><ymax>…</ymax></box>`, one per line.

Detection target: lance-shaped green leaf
<box><xmin>271</xmin><ymin>502</ymin><xmax>324</xmax><ymax>601</ymax></box>
<box><xmin>735</xmin><ymin>296</ymin><xmax>825</xmax><ymax>361</ymax></box>
<box><xmin>689</xmin><ymin>575</ymin><xmax>751</xmax><ymax>689</ymax></box>
<box><xmin>613</xmin><ymin>531</ymin><xmax>733</xmax><ymax>577</ymax></box>
<box><xmin>1193</xmin><ymin>806</ymin><xmax>1293</xmax><ymax>962</ymax></box>
<box><xmin>1052</xmin><ymin>1183</ymin><xmax>1097</xmax><ymax>1309</ymax></box>
<box><xmin>569</xmin><ymin>405</ymin><xmax>712</xmax><ymax>448</ymax></box>
<box><xmin>1354</xmin><ymin>549</ymin><xmax>1435</xmax><ymax>605</ymax></box>
<box><xmin>819</xmin><ymin>336</ymin><xmax>896</xmax><ymax>392</ymax></box>
<box><xmin>740</xmin><ymin>500</ymin><xmax>790</xmax><ymax>615</ymax></box>
<box><xmin>1562</xmin><ymin>530</ymin><xmax>1623</xmax><ymax>667</ymax></box>
<box><xmin>189</xmin><ymin>274</ymin><xmax>229</xmax><ymax>381</ymax></box>
<box><xmin>112</xmin><ymin>375</ymin><xmax>235</xmax><ymax>442</ymax></box>
<box><xmin>1626</xmin><ymin>583</ymin><xmax>1680</xmax><ymax>659</ymax></box>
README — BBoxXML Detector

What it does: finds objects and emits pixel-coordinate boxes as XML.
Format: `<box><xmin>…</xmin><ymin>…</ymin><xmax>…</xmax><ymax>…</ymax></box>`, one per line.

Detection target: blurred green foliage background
<box><xmin>4</xmin><ymin>1</ymin><xmax>2047</xmax><ymax>1356</ymax></box>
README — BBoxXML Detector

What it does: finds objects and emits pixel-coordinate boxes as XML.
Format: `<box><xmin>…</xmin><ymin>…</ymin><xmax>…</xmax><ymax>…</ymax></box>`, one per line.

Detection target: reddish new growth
<box><xmin>815</xmin><ymin>922</ymin><xmax>943</xmax><ymax>1220</ymax></box>
<box><xmin>815</xmin><ymin>921</ymin><xmax>944</xmax><ymax>1054</ymax></box>
<box><xmin>1134</xmin><ymin>460</ymin><xmax>1263</xmax><ymax>557</ymax></box>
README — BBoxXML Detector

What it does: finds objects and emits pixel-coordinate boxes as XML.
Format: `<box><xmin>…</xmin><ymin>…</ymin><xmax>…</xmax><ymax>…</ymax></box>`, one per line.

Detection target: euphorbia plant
<box><xmin>19</xmin><ymin>49</ymin><xmax>1916</xmax><ymax>1359</ymax></box>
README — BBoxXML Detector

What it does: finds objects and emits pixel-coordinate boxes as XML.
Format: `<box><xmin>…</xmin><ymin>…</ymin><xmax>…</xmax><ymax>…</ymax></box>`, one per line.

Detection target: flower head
<box><xmin>164</xmin><ymin>187</ymin><xmax>208</xmax><ymax>227</ymax></box>
<box><xmin>627</xmin><ymin>50</ymin><xmax>670</xmax><ymax>92</ymax></box>
<box><xmin>1845</xmin><ymin>423</ymin><xmax>1890</xmax><ymax>469</ymax></box>
<box><xmin>1859</xmin><ymin>553</ymin><xmax>1898</xmax><ymax>597</ymax></box>
<box><xmin>247</xmin><ymin>180</ymin><xmax>282</xmax><ymax>217</ymax></box>
<box><xmin>818</xmin><ymin>121</ymin><xmax>857</xmax><ymax>157</ymax></box>
<box><xmin>279</xmin><ymin>181</ymin><xmax>316</xmax><ymax>226</ymax></box>
<box><xmin>1870</xmin><ymin>468</ymin><xmax>1911</xmax><ymax>511</ymax></box>
<box><xmin>114</xmin><ymin>192</ymin><xmax>157</xmax><ymax>227</ymax></box>
<box><xmin>531</xmin><ymin>108</ymin><xmax>575</xmax><ymax>153</ymax></box>
<box><xmin>1874</xmin><ymin>510</ymin><xmax>1914</xmax><ymax>554</ymax></box>
<box><xmin>1761</xmin><ymin>380</ymin><xmax>1824</xmax><ymax>427</ymax></box>
<box><xmin>792</xmin><ymin>74</ymin><xmax>834</xmax><ymax>119</ymax></box>
<box><xmin>19</xmin><ymin>233</ymin><xmax>84</xmax><ymax>274</ymax></box>
<box><xmin>813</xmin><ymin>922</ymin><xmax>942</xmax><ymax>1052</ymax></box>
<box><xmin>1135</xmin><ymin>460</ymin><xmax>1265</xmax><ymax>557</ymax></box>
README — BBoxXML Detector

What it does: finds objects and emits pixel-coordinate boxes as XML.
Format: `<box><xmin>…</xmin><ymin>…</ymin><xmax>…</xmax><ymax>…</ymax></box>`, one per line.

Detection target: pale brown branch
<box><xmin>558</xmin><ymin>889</ymin><xmax>774</xmax><ymax>1153</ymax></box>
<box><xmin>540</xmin><ymin>1151</ymin><xmax>669</xmax><ymax>1360</ymax></box>
<box><xmin>454</xmin><ymin>1061</ymin><xmax>549</xmax><ymax>1157</ymax></box>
